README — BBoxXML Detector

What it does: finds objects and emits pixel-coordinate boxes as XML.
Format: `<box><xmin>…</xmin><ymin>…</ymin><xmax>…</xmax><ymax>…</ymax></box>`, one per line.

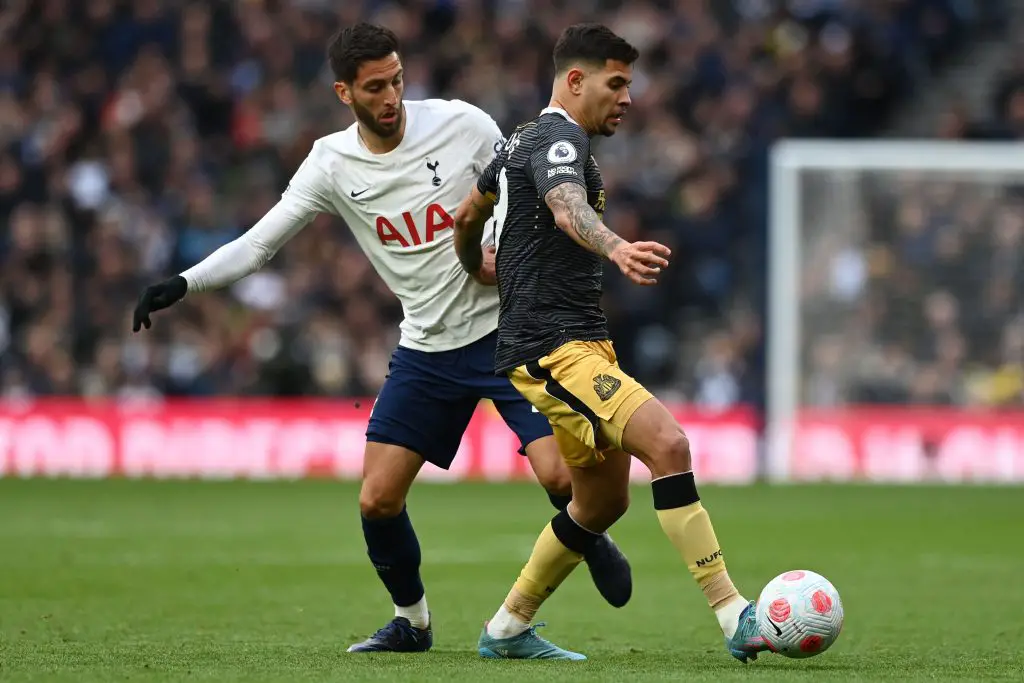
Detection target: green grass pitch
<box><xmin>1</xmin><ymin>479</ymin><xmax>1022</xmax><ymax>682</ymax></box>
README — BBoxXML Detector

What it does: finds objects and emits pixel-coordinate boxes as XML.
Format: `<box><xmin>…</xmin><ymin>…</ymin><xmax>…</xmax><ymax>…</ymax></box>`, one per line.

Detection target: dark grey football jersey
<box><xmin>476</xmin><ymin>109</ymin><xmax>608</xmax><ymax>374</ymax></box>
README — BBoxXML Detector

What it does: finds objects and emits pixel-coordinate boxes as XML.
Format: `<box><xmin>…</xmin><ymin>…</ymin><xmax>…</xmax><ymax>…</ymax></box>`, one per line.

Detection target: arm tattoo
<box><xmin>545</xmin><ymin>184</ymin><xmax>624</xmax><ymax>257</ymax></box>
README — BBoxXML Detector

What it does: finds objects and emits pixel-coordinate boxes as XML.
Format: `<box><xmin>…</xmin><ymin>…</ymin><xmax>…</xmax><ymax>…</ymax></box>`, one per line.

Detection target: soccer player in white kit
<box><xmin>132</xmin><ymin>23</ymin><xmax>631</xmax><ymax>653</ymax></box>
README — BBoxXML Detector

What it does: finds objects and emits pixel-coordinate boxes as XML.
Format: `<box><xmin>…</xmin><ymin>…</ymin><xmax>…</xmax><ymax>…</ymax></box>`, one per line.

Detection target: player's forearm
<box><xmin>453</xmin><ymin>216</ymin><xmax>484</xmax><ymax>274</ymax></box>
<box><xmin>180</xmin><ymin>197</ymin><xmax>312</xmax><ymax>292</ymax></box>
<box><xmin>545</xmin><ymin>183</ymin><xmax>624</xmax><ymax>258</ymax></box>
<box><xmin>454</xmin><ymin>188</ymin><xmax>492</xmax><ymax>274</ymax></box>
<box><xmin>179</xmin><ymin>237</ymin><xmax>271</xmax><ymax>293</ymax></box>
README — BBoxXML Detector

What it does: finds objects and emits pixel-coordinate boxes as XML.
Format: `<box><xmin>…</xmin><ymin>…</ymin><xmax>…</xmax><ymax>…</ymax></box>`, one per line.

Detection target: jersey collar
<box><xmin>540</xmin><ymin>106</ymin><xmax>581</xmax><ymax>127</ymax></box>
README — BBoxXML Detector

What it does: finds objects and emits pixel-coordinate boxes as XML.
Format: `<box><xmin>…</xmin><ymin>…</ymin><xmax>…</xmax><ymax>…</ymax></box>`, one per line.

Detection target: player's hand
<box><xmin>132</xmin><ymin>275</ymin><xmax>188</xmax><ymax>332</ymax></box>
<box><xmin>473</xmin><ymin>246</ymin><xmax>497</xmax><ymax>286</ymax></box>
<box><xmin>609</xmin><ymin>241</ymin><xmax>671</xmax><ymax>286</ymax></box>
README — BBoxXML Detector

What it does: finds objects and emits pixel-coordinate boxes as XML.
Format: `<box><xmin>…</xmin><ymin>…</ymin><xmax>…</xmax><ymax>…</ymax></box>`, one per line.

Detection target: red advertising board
<box><xmin>787</xmin><ymin>409</ymin><xmax>1024</xmax><ymax>482</ymax></box>
<box><xmin>0</xmin><ymin>399</ymin><xmax>759</xmax><ymax>483</ymax></box>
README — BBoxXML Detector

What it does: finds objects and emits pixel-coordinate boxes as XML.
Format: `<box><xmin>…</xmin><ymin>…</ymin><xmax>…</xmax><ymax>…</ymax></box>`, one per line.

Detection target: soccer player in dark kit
<box><xmin>453</xmin><ymin>23</ymin><xmax>769</xmax><ymax>662</ymax></box>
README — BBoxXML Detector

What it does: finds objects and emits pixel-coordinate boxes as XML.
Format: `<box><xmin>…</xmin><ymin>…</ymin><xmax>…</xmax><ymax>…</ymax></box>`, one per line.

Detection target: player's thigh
<box><xmin>619</xmin><ymin>397</ymin><xmax>692</xmax><ymax>479</ymax></box>
<box><xmin>566</xmin><ymin>448</ymin><xmax>632</xmax><ymax>533</ymax></box>
<box><xmin>359</xmin><ymin>441</ymin><xmax>425</xmax><ymax>518</ymax></box>
<box><xmin>366</xmin><ymin>344</ymin><xmax>478</xmax><ymax>473</ymax></box>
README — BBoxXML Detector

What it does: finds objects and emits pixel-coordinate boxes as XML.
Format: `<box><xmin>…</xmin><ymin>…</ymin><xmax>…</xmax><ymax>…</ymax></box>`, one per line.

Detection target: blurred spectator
<box><xmin>0</xmin><ymin>0</ymin><xmax>998</xmax><ymax>408</ymax></box>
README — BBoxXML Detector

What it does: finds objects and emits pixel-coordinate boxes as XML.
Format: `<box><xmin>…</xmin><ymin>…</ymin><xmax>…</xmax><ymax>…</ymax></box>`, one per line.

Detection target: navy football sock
<box><xmin>361</xmin><ymin>506</ymin><xmax>425</xmax><ymax>608</ymax></box>
<box><xmin>547</xmin><ymin>491</ymin><xmax>572</xmax><ymax>511</ymax></box>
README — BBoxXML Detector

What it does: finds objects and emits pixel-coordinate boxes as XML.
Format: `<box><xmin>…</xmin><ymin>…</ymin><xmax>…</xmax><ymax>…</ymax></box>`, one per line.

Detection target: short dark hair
<box><xmin>552</xmin><ymin>23</ymin><xmax>639</xmax><ymax>74</ymax></box>
<box><xmin>327</xmin><ymin>23</ymin><xmax>400</xmax><ymax>83</ymax></box>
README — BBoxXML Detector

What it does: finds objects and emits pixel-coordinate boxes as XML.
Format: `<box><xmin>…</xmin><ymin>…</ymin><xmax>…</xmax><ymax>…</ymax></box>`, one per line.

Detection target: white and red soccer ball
<box><xmin>755</xmin><ymin>570</ymin><xmax>844</xmax><ymax>658</ymax></box>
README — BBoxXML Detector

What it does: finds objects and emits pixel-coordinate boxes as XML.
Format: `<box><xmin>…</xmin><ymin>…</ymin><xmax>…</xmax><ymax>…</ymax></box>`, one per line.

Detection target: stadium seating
<box><xmin>0</xmin><ymin>0</ymin><xmax>1005</xmax><ymax>407</ymax></box>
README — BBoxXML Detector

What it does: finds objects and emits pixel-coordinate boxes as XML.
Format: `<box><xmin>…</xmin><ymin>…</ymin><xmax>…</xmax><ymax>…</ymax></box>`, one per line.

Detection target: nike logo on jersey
<box><xmin>350</xmin><ymin>188</ymin><xmax>370</xmax><ymax>198</ymax></box>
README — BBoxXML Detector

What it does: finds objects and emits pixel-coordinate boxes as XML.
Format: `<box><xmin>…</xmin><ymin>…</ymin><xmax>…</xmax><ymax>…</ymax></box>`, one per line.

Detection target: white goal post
<box><xmin>767</xmin><ymin>140</ymin><xmax>1024</xmax><ymax>483</ymax></box>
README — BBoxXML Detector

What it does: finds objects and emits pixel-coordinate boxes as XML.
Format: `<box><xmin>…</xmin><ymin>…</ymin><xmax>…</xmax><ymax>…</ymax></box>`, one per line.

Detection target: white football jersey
<box><xmin>180</xmin><ymin>99</ymin><xmax>505</xmax><ymax>352</ymax></box>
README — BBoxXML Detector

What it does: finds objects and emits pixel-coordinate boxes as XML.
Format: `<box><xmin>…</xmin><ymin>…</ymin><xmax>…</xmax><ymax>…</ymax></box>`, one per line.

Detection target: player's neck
<box><xmin>546</xmin><ymin>98</ymin><xmax>591</xmax><ymax>136</ymax></box>
<box><xmin>358</xmin><ymin>109</ymin><xmax>407</xmax><ymax>154</ymax></box>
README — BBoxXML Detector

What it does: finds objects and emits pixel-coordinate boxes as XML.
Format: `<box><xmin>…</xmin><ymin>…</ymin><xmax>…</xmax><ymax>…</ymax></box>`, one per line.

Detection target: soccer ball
<box><xmin>755</xmin><ymin>570</ymin><xmax>844</xmax><ymax>658</ymax></box>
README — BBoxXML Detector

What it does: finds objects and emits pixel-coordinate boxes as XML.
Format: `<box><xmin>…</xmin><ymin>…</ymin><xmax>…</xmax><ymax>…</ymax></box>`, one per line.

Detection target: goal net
<box><xmin>767</xmin><ymin>141</ymin><xmax>1024</xmax><ymax>483</ymax></box>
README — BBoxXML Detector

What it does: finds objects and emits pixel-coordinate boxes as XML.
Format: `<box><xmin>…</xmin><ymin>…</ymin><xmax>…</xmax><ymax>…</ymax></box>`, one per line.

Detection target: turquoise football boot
<box><xmin>726</xmin><ymin>601</ymin><xmax>772</xmax><ymax>663</ymax></box>
<box><xmin>478</xmin><ymin>622</ymin><xmax>587</xmax><ymax>660</ymax></box>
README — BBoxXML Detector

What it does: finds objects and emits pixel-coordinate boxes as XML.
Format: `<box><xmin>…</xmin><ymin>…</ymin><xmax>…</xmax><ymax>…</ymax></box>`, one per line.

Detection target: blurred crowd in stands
<box><xmin>802</xmin><ymin>173</ymin><xmax>1024</xmax><ymax>408</ymax></box>
<box><xmin>0</xmin><ymin>0</ymin><xmax>1012</xmax><ymax>409</ymax></box>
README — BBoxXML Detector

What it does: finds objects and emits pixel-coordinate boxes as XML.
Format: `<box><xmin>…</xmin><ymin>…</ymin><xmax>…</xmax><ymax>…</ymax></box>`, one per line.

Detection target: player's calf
<box><xmin>565</xmin><ymin>450</ymin><xmax>632</xmax><ymax>607</ymax></box>
<box><xmin>351</xmin><ymin>442</ymin><xmax>431</xmax><ymax>651</ymax></box>
<box><xmin>526</xmin><ymin>436</ymin><xmax>633</xmax><ymax>607</ymax></box>
<box><xmin>566</xmin><ymin>486</ymin><xmax>631</xmax><ymax>608</ymax></box>
<box><xmin>564</xmin><ymin>449</ymin><xmax>631</xmax><ymax>533</ymax></box>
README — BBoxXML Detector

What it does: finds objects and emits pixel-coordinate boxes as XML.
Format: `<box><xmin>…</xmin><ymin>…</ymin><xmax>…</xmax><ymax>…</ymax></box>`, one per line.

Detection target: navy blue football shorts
<box><xmin>365</xmin><ymin>330</ymin><xmax>553</xmax><ymax>469</ymax></box>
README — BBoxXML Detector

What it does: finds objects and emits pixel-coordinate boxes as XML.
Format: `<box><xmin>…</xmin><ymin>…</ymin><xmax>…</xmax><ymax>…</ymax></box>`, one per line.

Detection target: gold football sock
<box><xmin>503</xmin><ymin>517</ymin><xmax>585</xmax><ymax>623</ymax></box>
<box><xmin>653</xmin><ymin>472</ymin><xmax>742</xmax><ymax>610</ymax></box>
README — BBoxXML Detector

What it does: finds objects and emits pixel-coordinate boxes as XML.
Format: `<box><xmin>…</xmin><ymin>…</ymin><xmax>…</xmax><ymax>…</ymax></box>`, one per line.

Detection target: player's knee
<box><xmin>571</xmin><ymin>489</ymin><xmax>629</xmax><ymax>532</ymax></box>
<box><xmin>359</xmin><ymin>484</ymin><xmax>406</xmax><ymax>520</ymax></box>
<box><xmin>525</xmin><ymin>437</ymin><xmax>573</xmax><ymax>497</ymax></box>
<box><xmin>651</xmin><ymin>429</ymin><xmax>692</xmax><ymax>479</ymax></box>
<box><xmin>537</xmin><ymin>468</ymin><xmax>572</xmax><ymax>498</ymax></box>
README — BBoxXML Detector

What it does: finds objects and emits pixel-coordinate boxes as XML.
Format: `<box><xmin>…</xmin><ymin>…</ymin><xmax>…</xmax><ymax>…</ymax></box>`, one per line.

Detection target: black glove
<box><xmin>133</xmin><ymin>275</ymin><xmax>188</xmax><ymax>332</ymax></box>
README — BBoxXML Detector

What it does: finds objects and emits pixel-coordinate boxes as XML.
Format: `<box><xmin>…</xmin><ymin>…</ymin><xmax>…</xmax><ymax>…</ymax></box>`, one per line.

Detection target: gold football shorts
<box><xmin>509</xmin><ymin>340</ymin><xmax>653</xmax><ymax>467</ymax></box>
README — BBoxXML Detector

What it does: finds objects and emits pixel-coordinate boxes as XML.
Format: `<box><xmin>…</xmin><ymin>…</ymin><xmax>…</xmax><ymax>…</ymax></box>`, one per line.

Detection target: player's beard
<box><xmin>352</xmin><ymin>99</ymin><xmax>404</xmax><ymax>140</ymax></box>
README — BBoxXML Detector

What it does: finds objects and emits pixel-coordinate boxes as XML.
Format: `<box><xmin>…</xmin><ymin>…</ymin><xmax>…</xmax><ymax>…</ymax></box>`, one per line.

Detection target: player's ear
<box><xmin>566</xmin><ymin>67</ymin><xmax>586</xmax><ymax>95</ymax></box>
<box><xmin>334</xmin><ymin>81</ymin><xmax>353</xmax><ymax>106</ymax></box>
